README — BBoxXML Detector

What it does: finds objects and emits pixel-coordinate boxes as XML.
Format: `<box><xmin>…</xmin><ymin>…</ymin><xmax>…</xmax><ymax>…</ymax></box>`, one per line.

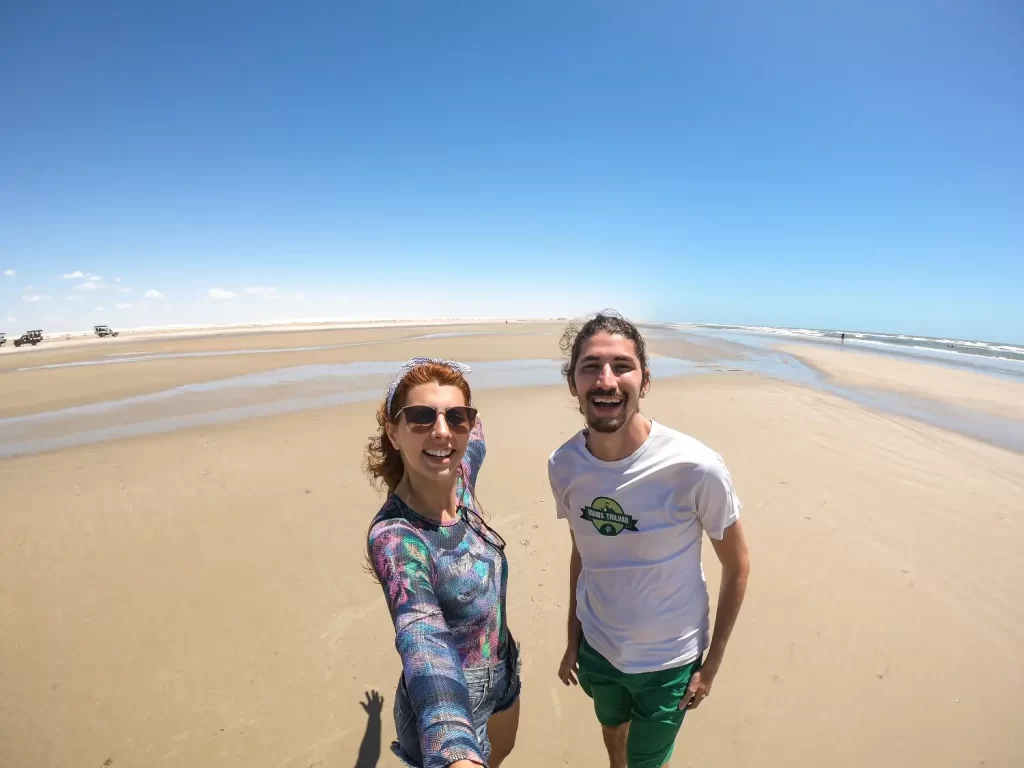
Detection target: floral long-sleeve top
<box><xmin>368</xmin><ymin>418</ymin><xmax>509</xmax><ymax>768</ymax></box>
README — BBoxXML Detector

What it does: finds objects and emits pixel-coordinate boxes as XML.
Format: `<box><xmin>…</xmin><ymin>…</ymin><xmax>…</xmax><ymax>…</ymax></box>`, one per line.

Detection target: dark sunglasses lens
<box><xmin>445</xmin><ymin>407</ymin><xmax>477</xmax><ymax>432</ymax></box>
<box><xmin>403</xmin><ymin>405</ymin><xmax>438</xmax><ymax>426</ymax></box>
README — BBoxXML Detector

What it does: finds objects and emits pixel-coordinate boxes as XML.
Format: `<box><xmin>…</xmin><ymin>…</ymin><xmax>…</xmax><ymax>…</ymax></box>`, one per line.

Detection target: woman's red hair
<box><xmin>364</xmin><ymin>362</ymin><xmax>473</xmax><ymax>494</ymax></box>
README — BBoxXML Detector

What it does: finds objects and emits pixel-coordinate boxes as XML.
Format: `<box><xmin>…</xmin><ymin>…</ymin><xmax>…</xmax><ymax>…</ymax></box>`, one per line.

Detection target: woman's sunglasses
<box><xmin>395</xmin><ymin>405</ymin><xmax>478</xmax><ymax>433</ymax></box>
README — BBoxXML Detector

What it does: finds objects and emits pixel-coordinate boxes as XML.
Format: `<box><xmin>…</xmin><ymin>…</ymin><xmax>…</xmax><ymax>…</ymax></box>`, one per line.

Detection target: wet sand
<box><xmin>0</xmin><ymin>324</ymin><xmax>729</xmax><ymax>420</ymax></box>
<box><xmin>0</xmin><ymin>324</ymin><xmax>563</xmax><ymax>418</ymax></box>
<box><xmin>779</xmin><ymin>344</ymin><xmax>1024</xmax><ymax>421</ymax></box>
<box><xmin>1</xmin><ymin>327</ymin><xmax>1022</xmax><ymax>767</ymax></box>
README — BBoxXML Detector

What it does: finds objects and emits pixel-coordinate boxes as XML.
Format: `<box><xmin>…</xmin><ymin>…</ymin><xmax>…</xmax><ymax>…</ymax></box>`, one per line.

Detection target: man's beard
<box><xmin>585</xmin><ymin>392</ymin><xmax>633</xmax><ymax>433</ymax></box>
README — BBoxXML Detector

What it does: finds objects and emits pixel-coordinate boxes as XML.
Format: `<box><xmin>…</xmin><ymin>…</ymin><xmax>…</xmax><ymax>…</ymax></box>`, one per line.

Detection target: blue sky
<box><xmin>1</xmin><ymin>1</ymin><xmax>1021</xmax><ymax>341</ymax></box>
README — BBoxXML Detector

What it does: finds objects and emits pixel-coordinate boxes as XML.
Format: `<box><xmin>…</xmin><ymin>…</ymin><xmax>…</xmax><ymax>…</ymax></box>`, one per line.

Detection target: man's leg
<box><xmin>577</xmin><ymin>637</ymin><xmax>633</xmax><ymax>768</ymax></box>
<box><xmin>601</xmin><ymin>721</ymin><xmax>629</xmax><ymax>768</ymax></box>
<box><xmin>625</xmin><ymin>658</ymin><xmax>701</xmax><ymax>768</ymax></box>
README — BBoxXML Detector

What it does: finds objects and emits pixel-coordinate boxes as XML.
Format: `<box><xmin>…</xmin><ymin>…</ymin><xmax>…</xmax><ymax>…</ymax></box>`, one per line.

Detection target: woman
<box><xmin>365</xmin><ymin>357</ymin><xmax>521</xmax><ymax>768</ymax></box>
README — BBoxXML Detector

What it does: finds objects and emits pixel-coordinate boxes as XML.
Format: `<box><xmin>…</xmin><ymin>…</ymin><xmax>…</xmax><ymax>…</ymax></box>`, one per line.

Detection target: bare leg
<box><xmin>487</xmin><ymin>697</ymin><xmax>521</xmax><ymax>768</ymax></box>
<box><xmin>601</xmin><ymin>721</ymin><xmax>629</xmax><ymax>768</ymax></box>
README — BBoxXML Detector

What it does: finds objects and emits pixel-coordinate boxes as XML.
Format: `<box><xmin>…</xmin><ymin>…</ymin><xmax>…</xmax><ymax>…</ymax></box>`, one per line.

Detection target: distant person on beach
<box><xmin>549</xmin><ymin>313</ymin><xmax>750</xmax><ymax>768</ymax></box>
<box><xmin>365</xmin><ymin>358</ymin><xmax>520</xmax><ymax>768</ymax></box>
<box><xmin>841</xmin><ymin>333</ymin><xmax>845</xmax><ymax>346</ymax></box>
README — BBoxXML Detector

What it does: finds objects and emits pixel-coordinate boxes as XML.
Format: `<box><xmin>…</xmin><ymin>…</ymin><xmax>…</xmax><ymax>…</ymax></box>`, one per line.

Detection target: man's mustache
<box><xmin>586</xmin><ymin>388</ymin><xmax>627</xmax><ymax>399</ymax></box>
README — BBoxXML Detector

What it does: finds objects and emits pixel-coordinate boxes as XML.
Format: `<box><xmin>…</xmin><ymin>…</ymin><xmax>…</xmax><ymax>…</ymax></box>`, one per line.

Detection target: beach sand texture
<box><xmin>1</xmin><ymin>325</ymin><xmax>1022</xmax><ymax>767</ymax></box>
<box><xmin>779</xmin><ymin>343</ymin><xmax>1024</xmax><ymax>421</ymax></box>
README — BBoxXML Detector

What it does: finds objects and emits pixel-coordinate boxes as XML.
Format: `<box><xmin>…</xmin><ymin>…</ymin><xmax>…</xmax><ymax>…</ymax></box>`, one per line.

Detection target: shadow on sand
<box><xmin>353</xmin><ymin>690</ymin><xmax>384</xmax><ymax>768</ymax></box>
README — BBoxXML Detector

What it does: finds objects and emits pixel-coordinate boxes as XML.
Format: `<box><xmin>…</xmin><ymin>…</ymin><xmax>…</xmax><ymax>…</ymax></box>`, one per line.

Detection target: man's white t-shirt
<box><xmin>548</xmin><ymin>420</ymin><xmax>741</xmax><ymax>674</ymax></box>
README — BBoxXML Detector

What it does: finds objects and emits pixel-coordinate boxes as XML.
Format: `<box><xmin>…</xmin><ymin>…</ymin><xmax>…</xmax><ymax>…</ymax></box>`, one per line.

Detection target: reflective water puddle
<box><xmin>0</xmin><ymin>356</ymin><xmax>704</xmax><ymax>458</ymax></box>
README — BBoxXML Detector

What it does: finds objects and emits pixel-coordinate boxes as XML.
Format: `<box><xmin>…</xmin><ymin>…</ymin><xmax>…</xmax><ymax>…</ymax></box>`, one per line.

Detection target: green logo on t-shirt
<box><xmin>580</xmin><ymin>497</ymin><xmax>639</xmax><ymax>536</ymax></box>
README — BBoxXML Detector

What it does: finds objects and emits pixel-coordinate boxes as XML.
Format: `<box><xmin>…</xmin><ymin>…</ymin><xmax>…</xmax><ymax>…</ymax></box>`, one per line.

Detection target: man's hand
<box><xmin>559</xmin><ymin>532</ymin><xmax>584</xmax><ymax>687</ymax></box>
<box><xmin>679</xmin><ymin>667</ymin><xmax>715</xmax><ymax>711</ymax></box>
<box><xmin>679</xmin><ymin>519</ymin><xmax>749</xmax><ymax>713</ymax></box>
<box><xmin>558</xmin><ymin>643</ymin><xmax>580</xmax><ymax>686</ymax></box>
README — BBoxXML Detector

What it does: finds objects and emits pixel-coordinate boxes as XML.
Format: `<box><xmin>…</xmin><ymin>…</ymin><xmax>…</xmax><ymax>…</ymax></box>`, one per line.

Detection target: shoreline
<box><xmin>680</xmin><ymin>322</ymin><xmax>1024</xmax><ymax>362</ymax></box>
<box><xmin>2</xmin><ymin>324</ymin><xmax>1022</xmax><ymax>456</ymax></box>
<box><xmin>777</xmin><ymin>343</ymin><xmax>1024</xmax><ymax>422</ymax></box>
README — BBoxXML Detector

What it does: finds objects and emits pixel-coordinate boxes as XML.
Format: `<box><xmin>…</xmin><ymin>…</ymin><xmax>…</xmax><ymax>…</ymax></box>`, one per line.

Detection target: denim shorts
<box><xmin>391</xmin><ymin>637</ymin><xmax>522</xmax><ymax>767</ymax></box>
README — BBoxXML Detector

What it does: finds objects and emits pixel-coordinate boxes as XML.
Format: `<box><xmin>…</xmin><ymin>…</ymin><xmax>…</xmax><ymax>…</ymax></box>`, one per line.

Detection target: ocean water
<box><xmin>647</xmin><ymin>324</ymin><xmax>1024</xmax><ymax>453</ymax></box>
<box><xmin>686</xmin><ymin>323</ymin><xmax>1024</xmax><ymax>376</ymax></box>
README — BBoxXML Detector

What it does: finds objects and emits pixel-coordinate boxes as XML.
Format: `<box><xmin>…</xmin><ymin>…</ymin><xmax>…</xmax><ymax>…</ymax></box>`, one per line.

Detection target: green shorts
<box><xmin>577</xmin><ymin>636</ymin><xmax>701</xmax><ymax>768</ymax></box>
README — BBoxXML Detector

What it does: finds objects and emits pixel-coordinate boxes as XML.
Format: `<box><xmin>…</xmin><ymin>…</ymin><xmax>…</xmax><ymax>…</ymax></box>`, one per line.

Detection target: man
<box><xmin>548</xmin><ymin>312</ymin><xmax>750</xmax><ymax>768</ymax></box>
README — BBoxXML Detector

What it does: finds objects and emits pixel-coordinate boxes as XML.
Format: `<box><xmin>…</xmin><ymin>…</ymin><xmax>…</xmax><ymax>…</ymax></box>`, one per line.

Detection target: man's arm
<box><xmin>681</xmin><ymin>519</ymin><xmax>750</xmax><ymax>710</ymax></box>
<box><xmin>558</xmin><ymin>531</ymin><xmax>584</xmax><ymax>685</ymax></box>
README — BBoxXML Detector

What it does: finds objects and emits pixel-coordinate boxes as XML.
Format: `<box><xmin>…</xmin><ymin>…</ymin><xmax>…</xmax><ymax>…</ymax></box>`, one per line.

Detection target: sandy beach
<box><xmin>1</xmin><ymin>324</ymin><xmax>1022</xmax><ymax>767</ymax></box>
<box><xmin>0</xmin><ymin>323</ymin><xmax>568</xmax><ymax>418</ymax></box>
<box><xmin>779</xmin><ymin>344</ymin><xmax>1024</xmax><ymax>421</ymax></box>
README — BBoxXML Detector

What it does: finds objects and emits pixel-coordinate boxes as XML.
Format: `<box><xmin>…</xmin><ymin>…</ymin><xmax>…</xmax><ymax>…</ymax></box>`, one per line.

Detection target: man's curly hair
<box><xmin>559</xmin><ymin>310</ymin><xmax>650</xmax><ymax>390</ymax></box>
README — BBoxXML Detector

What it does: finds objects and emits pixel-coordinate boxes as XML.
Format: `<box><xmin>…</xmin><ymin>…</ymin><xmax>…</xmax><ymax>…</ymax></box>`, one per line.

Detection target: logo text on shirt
<box><xmin>580</xmin><ymin>497</ymin><xmax>639</xmax><ymax>536</ymax></box>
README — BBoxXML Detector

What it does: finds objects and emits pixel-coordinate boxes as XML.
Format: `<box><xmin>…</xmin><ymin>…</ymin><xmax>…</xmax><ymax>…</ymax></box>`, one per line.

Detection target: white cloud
<box><xmin>138</xmin><ymin>302</ymin><xmax>149</xmax><ymax>309</ymax></box>
<box><xmin>75</xmin><ymin>281</ymin><xmax>98</xmax><ymax>291</ymax></box>
<box><xmin>116</xmin><ymin>302</ymin><xmax>132</xmax><ymax>310</ymax></box>
<box><xmin>3</xmin><ymin>269</ymin><xmax>14</xmax><ymax>277</ymax></box>
<box><xmin>93</xmin><ymin>306</ymin><xmax>105</xmax><ymax>313</ymax></box>
<box><xmin>66</xmin><ymin>295</ymin><xmax>84</xmax><ymax>301</ymax></box>
<box><xmin>117</xmin><ymin>286</ymin><xmax>131</xmax><ymax>294</ymax></box>
<box><xmin>114</xmin><ymin>276</ymin><xmax>122</xmax><ymax>282</ymax></box>
<box><xmin>144</xmin><ymin>289</ymin><xmax>165</xmax><ymax>299</ymax></box>
<box><xmin>88</xmin><ymin>274</ymin><xmax>103</xmax><ymax>281</ymax></box>
<box><xmin>62</xmin><ymin>270</ymin><xmax>84</xmax><ymax>279</ymax></box>
<box><xmin>208</xmin><ymin>288</ymin><xmax>237</xmax><ymax>299</ymax></box>
<box><xmin>22</xmin><ymin>294</ymin><xmax>52</xmax><ymax>303</ymax></box>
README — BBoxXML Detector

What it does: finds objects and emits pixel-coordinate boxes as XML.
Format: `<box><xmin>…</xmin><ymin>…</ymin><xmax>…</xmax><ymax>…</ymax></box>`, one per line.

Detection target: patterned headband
<box><xmin>385</xmin><ymin>357</ymin><xmax>473</xmax><ymax>418</ymax></box>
